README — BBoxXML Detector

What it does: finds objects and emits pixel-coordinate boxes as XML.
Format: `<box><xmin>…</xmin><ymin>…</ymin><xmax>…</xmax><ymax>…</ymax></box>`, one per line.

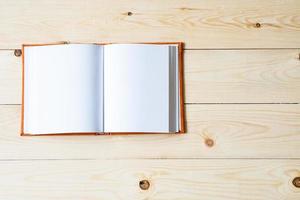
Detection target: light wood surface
<box><xmin>0</xmin><ymin>104</ymin><xmax>299</xmax><ymax>159</ymax></box>
<box><xmin>185</xmin><ymin>49</ymin><xmax>300</xmax><ymax>103</ymax></box>
<box><xmin>1</xmin><ymin>49</ymin><xmax>300</xmax><ymax>104</ymax></box>
<box><xmin>0</xmin><ymin>0</ymin><xmax>300</xmax><ymax>49</ymax></box>
<box><xmin>0</xmin><ymin>160</ymin><xmax>299</xmax><ymax>200</ymax></box>
<box><xmin>0</xmin><ymin>51</ymin><xmax>21</xmax><ymax>104</ymax></box>
<box><xmin>1</xmin><ymin>0</ymin><xmax>300</xmax><ymax>199</ymax></box>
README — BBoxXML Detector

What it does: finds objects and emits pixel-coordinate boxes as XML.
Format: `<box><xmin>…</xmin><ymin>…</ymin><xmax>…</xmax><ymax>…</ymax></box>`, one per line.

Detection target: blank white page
<box><xmin>104</xmin><ymin>44</ymin><xmax>170</xmax><ymax>132</ymax></box>
<box><xmin>24</xmin><ymin>44</ymin><xmax>103</xmax><ymax>134</ymax></box>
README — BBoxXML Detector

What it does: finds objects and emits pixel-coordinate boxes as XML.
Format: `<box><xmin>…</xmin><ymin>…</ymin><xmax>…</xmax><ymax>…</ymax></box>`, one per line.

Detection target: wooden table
<box><xmin>0</xmin><ymin>1</ymin><xmax>300</xmax><ymax>199</ymax></box>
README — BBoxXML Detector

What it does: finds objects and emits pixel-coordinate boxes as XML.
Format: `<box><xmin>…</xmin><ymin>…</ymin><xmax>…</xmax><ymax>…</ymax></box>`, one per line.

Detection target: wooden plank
<box><xmin>0</xmin><ymin>159</ymin><xmax>299</xmax><ymax>200</ymax></box>
<box><xmin>1</xmin><ymin>104</ymin><xmax>300</xmax><ymax>159</ymax></box>
<box><xmin>185</xmin><ymin>49</ymin><xmax>300</xmax><ymax>103</ymax></box>
<box><xmin>1</xmin><ymin>49</ymin><xmax>300</xmax><ymax>104</ymax></box>
<box><xmin>0</xmin><ymin>0</ymin><xmax>300</xmax><ymax>49</ymax></box>
<box><xmin>0</xmin><ymin>51</ymin><xmax>21</xmax><ymax>104</ymax></box>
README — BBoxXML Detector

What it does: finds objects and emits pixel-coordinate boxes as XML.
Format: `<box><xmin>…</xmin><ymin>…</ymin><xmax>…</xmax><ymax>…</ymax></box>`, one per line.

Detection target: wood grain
<box><xmin>185</xmin><ymin>49</ymin><xmax>300</xmax><ymax>103</ymax></box>
<box><xmin>1</xmin><ymin>0</ymin><xmax>300</xmax><ymax>199</ymax></box>
<box><xmin>0</xmin><ymin>0</ymin><xmax>299</xmax><ymax>49</ymax></box>
<box><xmin>0</xmin><ymin>159</ymin><xmax>299</xmax><ymax>200</ymax></box>
<box><xmin>1</xmin><ymin>49</ymin><xmax>300</xmax><ymax>104</ymax></box>
<box><xmin>1</xmin><ymin>104</ymin><xmax>300</xmax><ymax>159</ymax></box>
<box><xmin>0</xmin><ymin>51</ymin><xmax>21</xmax><ymax>104</ymax></box>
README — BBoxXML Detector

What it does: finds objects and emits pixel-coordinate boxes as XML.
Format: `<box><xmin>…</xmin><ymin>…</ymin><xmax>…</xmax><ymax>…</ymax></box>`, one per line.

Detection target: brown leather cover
<box><xmin>20</xmin><ymin>42</ymin><xmax>185</xmax><ymax>136</ymax></box>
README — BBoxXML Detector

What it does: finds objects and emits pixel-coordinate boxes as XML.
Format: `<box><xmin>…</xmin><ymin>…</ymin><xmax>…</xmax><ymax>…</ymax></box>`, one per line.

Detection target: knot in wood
<box><xmin>293</xmin><ymin>177</ymin><xmax>300</xmax><ymax>188</ymax></box>
<box><xmin>14</xmin><ymin>49</ymin><xmax>22</xmax><ymax>57</ymax></box>
<box><xmin>139</xmin><ymin>179</ymin><xmax>150</xmax><ymax>190</ymax></box>
<box><xmin>205</xmin><ymin>138</ymin><xmax>214</xmax><ymax>147</ymax></box>
<box><xmin>255</xmin><ymin>23</ymin><xmax>261</xmax><ymax>28</ymax></box>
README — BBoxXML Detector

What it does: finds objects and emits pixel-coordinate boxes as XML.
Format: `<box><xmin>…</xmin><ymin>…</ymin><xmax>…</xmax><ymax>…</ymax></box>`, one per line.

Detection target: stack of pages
<box><xmin>21</xmin><ymin>43</ymin><xmax>184</xmax><ymax>135</ymax></box>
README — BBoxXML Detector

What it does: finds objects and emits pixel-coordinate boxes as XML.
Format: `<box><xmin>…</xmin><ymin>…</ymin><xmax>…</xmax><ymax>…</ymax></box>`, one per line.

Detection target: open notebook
<box><xmin>21</xmin><ymin>43</ymin><xmax>184</xmax><ymax>135</ymax></box>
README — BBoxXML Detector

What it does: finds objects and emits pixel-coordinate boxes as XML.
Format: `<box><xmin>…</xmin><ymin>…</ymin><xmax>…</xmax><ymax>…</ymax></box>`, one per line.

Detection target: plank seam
<box><xmin>0</xmin><ymin>48</ymin><xmax>300</xmax><ymax>51</ymax></box>
<box><xmin>1</xmin><ymin>103</ymin><xmax>299</xmax><ymax>106</ymax></box>
<box><xmin>0</xmin><ymin>158</ymin><xmax>300</xmax><ymax>161</ymax></box>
